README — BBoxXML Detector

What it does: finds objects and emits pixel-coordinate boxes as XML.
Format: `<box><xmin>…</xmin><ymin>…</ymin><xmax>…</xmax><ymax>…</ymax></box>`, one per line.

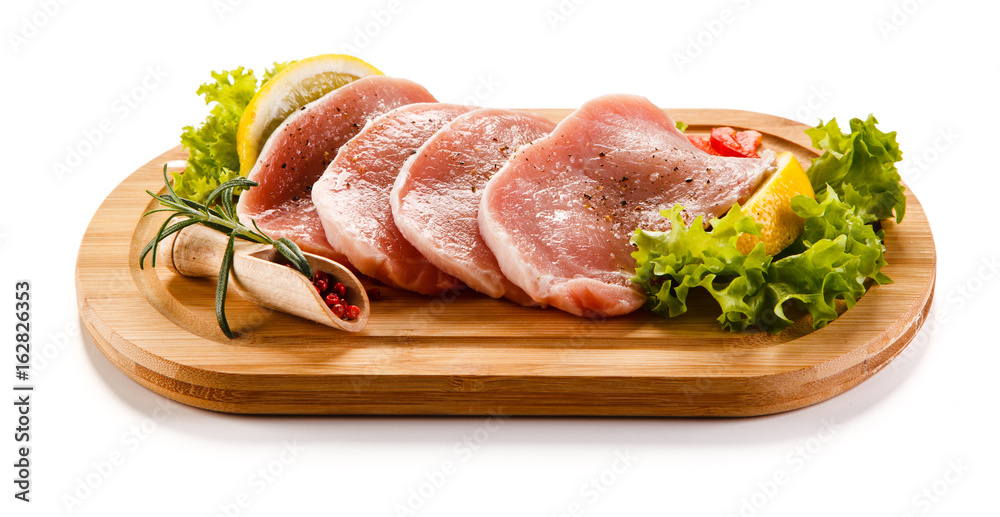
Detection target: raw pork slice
<box><xmin>313</xmin><ymin>103</ymin><xmax>477</xmax><ymax>295</ymax></box>
<box><xmin>390</xmin><ymin>108</ymin><xmax>555</xmax><ymax>306</ymax></box>
<box><xmin>478</xmin><ymin>94</ymin><xmax>775</xmax><ymax>317</ymax></box>
<box><xmin>236</xmin><ymin>76</ymin><xmax>436</xmax><ymax>265</ymax></box>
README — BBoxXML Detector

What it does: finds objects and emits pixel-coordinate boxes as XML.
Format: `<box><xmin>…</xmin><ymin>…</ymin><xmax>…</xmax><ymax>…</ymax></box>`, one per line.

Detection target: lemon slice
<box><xmin>236</xmin><ymin>54</ymin><xmax>383</xmax><ymax>175</ymax></box>
<box><xmin>737</xmin><ymin>152</ymin><xmax>816</xmax><ymax>256</ymax></box>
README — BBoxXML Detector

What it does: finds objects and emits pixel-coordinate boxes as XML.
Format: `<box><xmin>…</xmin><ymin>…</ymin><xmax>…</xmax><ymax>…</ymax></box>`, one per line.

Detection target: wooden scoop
<box><xmin>155</xmin><ymin>223</ymin><xmax>368</xmax><ymax>332</ymax></box>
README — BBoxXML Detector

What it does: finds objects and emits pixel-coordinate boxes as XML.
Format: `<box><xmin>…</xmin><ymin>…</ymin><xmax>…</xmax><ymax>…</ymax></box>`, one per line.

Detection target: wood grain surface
<box><xmin>75</xmin><ymin>109</ymin><xmax>936</xmax><ymax>416</ymax></box>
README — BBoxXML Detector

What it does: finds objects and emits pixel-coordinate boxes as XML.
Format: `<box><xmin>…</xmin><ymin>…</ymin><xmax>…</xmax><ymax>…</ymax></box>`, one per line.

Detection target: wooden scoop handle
<box><xmin>156</xmin><ymin>222</ymin><xmax>234</xmax><ymax>279</ymax></box>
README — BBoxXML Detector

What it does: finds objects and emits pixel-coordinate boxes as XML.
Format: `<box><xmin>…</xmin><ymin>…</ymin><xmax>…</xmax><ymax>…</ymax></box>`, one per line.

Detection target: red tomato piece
<box><xmin>709</xmin><ymin>127</ymin><xmax>761</xmax><ymax>158</ymax></box>
<box><xmin>735</xmin><ymin>130</ymin><xmax>762</xmax><ymax>158</ymax></box>
<box><xmin>687</xmin><ymin>135</ymin><xmax>721</xmax><ymax>155</ymax></box>
<box><xmin>709</xmin><ymin>127</ymin><xmax>744</xmax><ymax>157</ymax></box>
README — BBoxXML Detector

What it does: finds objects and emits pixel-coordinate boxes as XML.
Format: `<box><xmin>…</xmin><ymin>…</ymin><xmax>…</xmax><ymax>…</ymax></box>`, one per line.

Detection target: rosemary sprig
<box><xmin>140</xmin><ymin>165</ymin><xmax>312</xmax><ymax>338</ymax></box>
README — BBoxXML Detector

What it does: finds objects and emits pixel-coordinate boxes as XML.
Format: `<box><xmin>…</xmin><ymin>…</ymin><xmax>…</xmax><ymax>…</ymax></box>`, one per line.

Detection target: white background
<box><xmin>2</xmin><ymin>0</ymin><xmax>997</xmax><ymax>515</ymax></box>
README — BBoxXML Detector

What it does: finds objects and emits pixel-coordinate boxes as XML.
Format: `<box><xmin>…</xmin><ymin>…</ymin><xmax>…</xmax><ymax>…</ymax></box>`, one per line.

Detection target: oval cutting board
<box><xmin>75</xmin><ymin>109</ymin><xmax>936</xmax><ymax>416</ymax></box>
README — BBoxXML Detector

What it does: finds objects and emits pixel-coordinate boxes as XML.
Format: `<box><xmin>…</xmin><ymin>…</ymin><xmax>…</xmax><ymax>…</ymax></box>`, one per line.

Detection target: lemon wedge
<box><xmin>737</xmin><ymin>152</ymin><xmax>815</xmax><ymax>256</ymax></box>
<box><xmin>236</xmin><ymin>54</ymin><xmax>383</xmax><ymax>174</ymax></box>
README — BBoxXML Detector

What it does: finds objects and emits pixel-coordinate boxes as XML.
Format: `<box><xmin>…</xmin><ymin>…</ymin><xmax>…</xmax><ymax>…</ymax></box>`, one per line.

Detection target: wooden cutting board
<box><xmin>75</xmin><ymin>109</ymin><xmax>936</xmax><ymax>417</ymax></box>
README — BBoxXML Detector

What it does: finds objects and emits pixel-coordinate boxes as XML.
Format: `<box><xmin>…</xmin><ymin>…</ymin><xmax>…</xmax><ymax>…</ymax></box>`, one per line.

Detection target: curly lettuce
<box><xmin>172</xmin><ymin>62</ymin><xmax>293</xmax><ymax>202</ymax></box>
<box><xmin>766</xmin><ymin>189</ymin><xmax>892</xmax><ymax>329</ymax></box>
<box><xmin>632</xmin><ymin>205</ymin><xmax>772</xmax><ymax>331</ymax></box>
<box><xmin>632</xmin><ymin>116</ymin><xmax>904</xmax><ymax>332</ymax></box>
<box><xmin>805</xmin><ymin>115</ymin><xmax>905</xmax><ymax>223</ymax></box>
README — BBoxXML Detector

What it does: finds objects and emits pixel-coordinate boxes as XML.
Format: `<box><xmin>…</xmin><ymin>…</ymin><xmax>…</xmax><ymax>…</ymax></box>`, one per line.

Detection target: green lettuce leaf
<box><xmin>805</xmin><ymin>115</ymin><xmax>906</xmax><ymax>223</ymax></box>
<box><xmin>632</xmin><ymin>205</ymin><xmax>772</xmax><ymax>331</ymax></box>
<box><xmin>764</xmin><ymin>189</ymin><xmax>892</xmax><ymax>329</ymax></box>
<box><xmin>172</xmin><ymin>62</ymin><xmax>293</xmax><ymax>203</ymax></box>
<box><xmin>632</xmin><ymin>192</ymin><xmax>892</xmax><ymax>332</ymax></box>
<box><xmin>631</xmin><ymin>116</ymin><xmax>904</xmax><ymax>332</ymax></box>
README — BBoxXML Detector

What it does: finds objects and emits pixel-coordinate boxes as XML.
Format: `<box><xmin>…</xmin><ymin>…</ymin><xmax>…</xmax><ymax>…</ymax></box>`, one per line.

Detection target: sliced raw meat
<box><xmin>479</xmin><ymin>94</ymin><xmax>775</xmax><ymax>317</ymax></box>
<box><xmin>236</xmin><ymin>76</ymin><xmax>436</xmax><ymax>265</ymax></box>
<box><xmin>313</xmin><ymin>103</ymin><xmax>477</xmax><ymax>295</ymax></box>
<box><xmin>390</xmin><ymin>108</ymin><xmax>555</xmax><ymax>306</ymax></box>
